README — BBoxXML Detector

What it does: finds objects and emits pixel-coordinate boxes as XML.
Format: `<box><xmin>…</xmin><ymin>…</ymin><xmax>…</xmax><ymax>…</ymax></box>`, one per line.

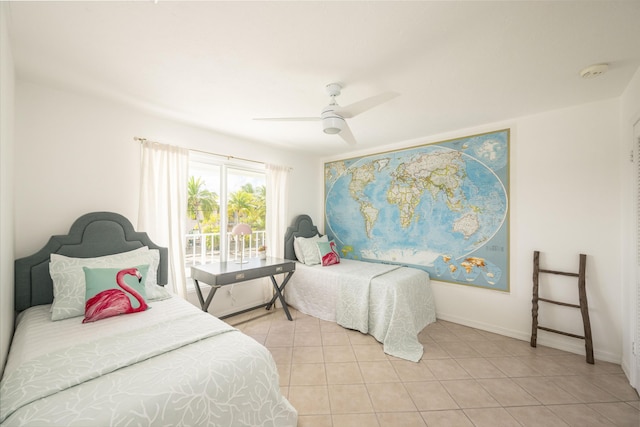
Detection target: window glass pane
<box><xmin>185</xmin><ymin>154</ymin><xmax>266</xmax><ymax>285</ymax></box>
<box><xmin>227</xmin><ymin>168</ymin><xmax>266</xmax><ymax>262</ymax></box>
<box><xmin>186</xmin><ymin>160</ymin><xmax>221</xmax><ymax>272</ymax></box>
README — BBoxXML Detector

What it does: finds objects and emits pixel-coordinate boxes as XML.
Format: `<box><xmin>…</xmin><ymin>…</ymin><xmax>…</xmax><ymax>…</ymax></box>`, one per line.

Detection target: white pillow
<box><xmin>49</xmin><ymin>247</ymin><xmax>170</xmax><ymax>321</ymax></box>
<box><xmin>293</xmin><ymin>235</ymin><xmax>315</xmax><ymax>263</ymax></box>
<box><xmin>295</xmin><ymin>234</ymin><xmax>328</xmax><ymax>265</ymax></box>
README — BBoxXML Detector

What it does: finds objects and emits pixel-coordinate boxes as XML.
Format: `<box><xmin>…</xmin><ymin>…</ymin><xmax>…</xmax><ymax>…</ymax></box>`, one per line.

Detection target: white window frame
<box><xmin>188</xmin><ymin>151</ymin><xmax>266</xmax><ymax>264</ymax></box>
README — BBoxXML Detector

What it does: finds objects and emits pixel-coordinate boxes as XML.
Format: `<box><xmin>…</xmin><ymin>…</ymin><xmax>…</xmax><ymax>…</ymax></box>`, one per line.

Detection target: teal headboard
<box><xmin>283</xmin><ymin>214</ymin><xmax>321</xmax><ymax>261</ymax></box>
<box><xmin>14</xmin><ymin>212</ymin><xmax>168</xmax><ymax>312</ymax></box>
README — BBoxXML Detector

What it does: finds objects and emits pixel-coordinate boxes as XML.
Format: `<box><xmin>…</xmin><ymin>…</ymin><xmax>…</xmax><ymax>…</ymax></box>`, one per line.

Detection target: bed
<box><xmin>1</xmin><ymin>212</ymin><xmax>297</xmax><ymax>427</ymax></box>
<box><xmin>283</xmin><ymin>214</ymin><xmax>436</xmax><ymax>362</ymax></box>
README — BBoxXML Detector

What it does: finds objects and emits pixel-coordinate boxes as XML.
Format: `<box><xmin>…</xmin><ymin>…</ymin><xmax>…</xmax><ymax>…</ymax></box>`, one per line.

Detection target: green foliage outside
<box><xmin>187</xmin><ymin>176</ymin><xmax>266</xmax><ymax>239</ymax></box>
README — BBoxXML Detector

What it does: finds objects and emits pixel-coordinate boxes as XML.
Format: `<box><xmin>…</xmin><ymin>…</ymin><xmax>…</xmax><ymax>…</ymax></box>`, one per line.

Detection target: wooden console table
<box><xmin>191</xmin><ymin>257</ymin><xmax>295</xmax><ymax>320</ymax></box>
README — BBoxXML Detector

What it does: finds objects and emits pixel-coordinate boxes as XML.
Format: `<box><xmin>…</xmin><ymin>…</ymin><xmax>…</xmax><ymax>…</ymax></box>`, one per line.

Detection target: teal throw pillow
<box><xmin>317</xmin><ymin>240</ymin><xmax>340</xmax><ymax>266</ymax></box>
<box><xmin>83</xmin><ymin>265</ymin><xmax>149</xmax><ymax>323</ymax></box>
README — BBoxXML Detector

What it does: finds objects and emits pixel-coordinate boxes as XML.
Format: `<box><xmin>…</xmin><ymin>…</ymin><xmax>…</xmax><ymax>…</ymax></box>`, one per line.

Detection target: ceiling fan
<box><xmin>254</xmin><ymin>83</ymin><xmax>398</xmax><ymax>145</ymax></box>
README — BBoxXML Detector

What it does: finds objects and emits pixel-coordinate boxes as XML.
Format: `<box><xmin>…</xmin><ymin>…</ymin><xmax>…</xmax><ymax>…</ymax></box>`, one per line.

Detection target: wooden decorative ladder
<box><xmin>530</xmin><ymin>251</ymin><xmax>594</xmax><ymax>364</ymax></box>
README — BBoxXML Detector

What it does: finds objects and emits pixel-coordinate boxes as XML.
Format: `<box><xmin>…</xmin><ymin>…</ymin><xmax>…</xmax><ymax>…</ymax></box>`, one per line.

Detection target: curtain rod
<box><xmin>134</xmin><ymin>136</ymin><xmax>271</xmax><ymax>167</ymax></box>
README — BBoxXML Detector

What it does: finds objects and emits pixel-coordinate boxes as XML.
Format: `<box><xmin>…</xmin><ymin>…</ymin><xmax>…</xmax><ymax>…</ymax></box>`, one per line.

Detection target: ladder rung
<box><xmin>538</xmin><ymin>297</ymin><xmax>581</xmax><ymax>308</ymax></box>
<box><xmin>539</xmin><ymin>268</ymin><xmax>580</xmax><ymax>277</ymax></box>
<box><xmin>537</xmin><ymin>326</ymin><xmax>585</xmax><ymax>340</ymax></box>
<box><xmin>532</xmin><ymin>251</ymin><xmax>593</xmax><ymax>364</ymax></box>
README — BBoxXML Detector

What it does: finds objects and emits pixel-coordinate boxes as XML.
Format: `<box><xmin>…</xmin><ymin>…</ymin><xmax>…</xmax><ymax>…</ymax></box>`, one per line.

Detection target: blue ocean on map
<box><xmin>324</xmin><ymin>131</ymin><xmax>509</xmax><ymax>291</ymax></box>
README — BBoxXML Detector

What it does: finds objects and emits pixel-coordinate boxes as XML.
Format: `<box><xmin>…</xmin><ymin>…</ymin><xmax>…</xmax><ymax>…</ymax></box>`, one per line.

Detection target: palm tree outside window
<box><xmin>188</xmin><ymin>176</ymin><xmax>218</xmax><ymax>234</ymax></box>
<box><xmin>185</xmin><ymin>152</ymin><xmax>266</xmax><ymax>286</ymax></box>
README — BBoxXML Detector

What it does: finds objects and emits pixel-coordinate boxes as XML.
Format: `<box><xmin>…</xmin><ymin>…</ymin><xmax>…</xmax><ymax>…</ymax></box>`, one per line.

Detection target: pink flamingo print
<box><xmin>322</xmin><ymin>241</ymin><xmax>340</xmax><ymax>266</ymax></box>
<box><xmin>83</xmin><ymin>267</ymin><xmax>148</xmax><ymax>323</ymax></box>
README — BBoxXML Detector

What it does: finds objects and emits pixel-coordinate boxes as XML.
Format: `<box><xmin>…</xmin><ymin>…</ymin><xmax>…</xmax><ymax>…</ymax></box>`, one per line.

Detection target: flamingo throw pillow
<box><xmin>49</xmin><ymin>247</ymin><xmax>168</xmax><ymax>322</ymax></box>
<box><xmin>316</xmin><ymin>240</ymin><xmax>340</xmax><ymax>266</ymax></box>
<box><xmin>82</xmin><ymin>265</ymin><xmax>150</xmax><ymax>323</ymax></box>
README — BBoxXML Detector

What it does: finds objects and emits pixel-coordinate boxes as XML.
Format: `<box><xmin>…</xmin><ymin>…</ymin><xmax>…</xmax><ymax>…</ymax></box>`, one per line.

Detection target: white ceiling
<box><xmin>6</xmin><ymin>1</ymin><xmax>640</xmax><ymax>155</ymax></box>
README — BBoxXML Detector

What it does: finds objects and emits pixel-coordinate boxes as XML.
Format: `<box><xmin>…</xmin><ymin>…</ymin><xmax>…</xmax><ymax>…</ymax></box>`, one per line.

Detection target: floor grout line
<box><xmin>227</xmin><ymin>307</ymin><xmax>639</xmax><ymax>426</ymax></box>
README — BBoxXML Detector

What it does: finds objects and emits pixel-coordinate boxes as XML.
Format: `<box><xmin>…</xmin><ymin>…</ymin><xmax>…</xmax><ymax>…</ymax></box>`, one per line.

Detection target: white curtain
<box><xmin>265</xmin><ymin>164</ymin><xmax>291</xmax><ymax>259</ymax></box>
<box><xmin>138</xmin><ymin>141</ymin><xmax>189</xmax><ymax>298</ymax></box>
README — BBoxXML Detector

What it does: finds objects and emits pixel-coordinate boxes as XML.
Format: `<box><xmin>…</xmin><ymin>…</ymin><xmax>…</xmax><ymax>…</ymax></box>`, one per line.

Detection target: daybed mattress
<box><xmin>1</xmin><ymin>296</ymin><xmax>297</xmax><ymax>427</ymax></box>
<box><xmin>286</xmin><ymin>259</ymin><xmax>436</xmax><ymax>361</ymax></box>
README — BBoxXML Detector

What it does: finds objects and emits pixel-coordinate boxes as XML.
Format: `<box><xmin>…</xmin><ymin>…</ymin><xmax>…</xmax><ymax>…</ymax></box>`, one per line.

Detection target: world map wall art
<box><xmin>324</xmin><ymin>129</ymin><xmax>510</xmax><ymax>292</ymax></box>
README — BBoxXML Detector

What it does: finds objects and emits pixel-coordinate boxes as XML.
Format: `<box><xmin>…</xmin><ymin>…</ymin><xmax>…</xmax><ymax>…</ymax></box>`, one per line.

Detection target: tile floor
<box><xmin>226</xmin><ymin>308</ymin><xmax>640</xmax><ymax>427</ymax></box>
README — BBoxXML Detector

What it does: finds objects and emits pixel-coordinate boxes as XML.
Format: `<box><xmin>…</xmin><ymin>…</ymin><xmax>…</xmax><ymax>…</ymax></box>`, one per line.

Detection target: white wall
<box><xmin>14</xmin><ymin>81</ymin><xmax>318</xmax><ymax>257</ymax></box>
<box><xmin>0</xmin><ymin>3</ymin><xmax>16</xmax><ymax>375</ymax></box>
<box><xmin>321</xmin><ymin>97</ymin><xmax>625</xmax><ymax>363</ymax></box>
<box><xmin>620</xmin><ymin>67</ymin><xmax>640</xmax><ymax>386</ymax></box>
<box><xmin>504</xmin><ymin>99</ymin><xmax>621</xmax><ymax>362</ymax></box>
<box><xmin>13</xmin><ymin>80</ymin><xmax>319</xmax><ymax>316</ymax></box>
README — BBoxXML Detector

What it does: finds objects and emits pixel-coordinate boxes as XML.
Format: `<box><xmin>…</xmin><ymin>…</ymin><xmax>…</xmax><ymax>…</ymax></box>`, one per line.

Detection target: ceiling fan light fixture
<box><xmin>322</xmin><ymin>116</ymin><xmax>345</xmax><ymax>134</ymax></box>
<box><xmin>254</xmin><ymin>83</ymin><xmax>397</xmax><ymax>145</ymax></box>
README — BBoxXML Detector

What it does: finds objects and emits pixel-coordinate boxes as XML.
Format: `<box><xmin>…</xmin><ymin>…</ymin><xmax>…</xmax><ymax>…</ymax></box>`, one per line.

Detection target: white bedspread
<box><xmin>335</xmin><ymin>262</ymin><xmax>401</xmax><ymax>332</ymax></box>
<box><xmin>1</xmin><ymin>297</ymin><xmax>297</xmax><ymax>427</ymax></box>
<box><xmin>286</xmin><ymin>259</ymin><xmax>436</xmax><ymax>361</ymax></box>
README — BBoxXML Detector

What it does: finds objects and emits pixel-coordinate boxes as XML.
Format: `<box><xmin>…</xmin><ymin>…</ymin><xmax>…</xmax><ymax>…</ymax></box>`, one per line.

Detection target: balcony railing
<box><xmin>184</xmin><ymin>230</ymin><xmax>266</xmax><ymax>267</ymax></box>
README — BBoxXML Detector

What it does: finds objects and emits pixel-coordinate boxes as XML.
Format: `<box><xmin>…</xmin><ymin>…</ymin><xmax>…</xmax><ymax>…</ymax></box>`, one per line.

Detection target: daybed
<box><xmin>283</xmin><ymin>214</ymin><xmax>436</xmax><ymax>362</ymax></box>
<box><xmin>1</xmin><ymin>212</ymin><xmax>297</xmax><ymax>427</ymax></box>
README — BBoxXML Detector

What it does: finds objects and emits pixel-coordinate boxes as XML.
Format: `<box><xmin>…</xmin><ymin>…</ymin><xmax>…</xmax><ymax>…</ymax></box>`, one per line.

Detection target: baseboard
<box><xmin>436</xmin><ymin>311</ymin><xmax>621</xmax><ymax>364</ymax></box>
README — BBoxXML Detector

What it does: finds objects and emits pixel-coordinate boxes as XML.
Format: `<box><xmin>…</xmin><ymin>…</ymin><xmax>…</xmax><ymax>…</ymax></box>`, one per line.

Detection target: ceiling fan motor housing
<box><xmin>321</xmin><ymin>108</ymin><xmax>345</xmax><ymax>134</ymax></box>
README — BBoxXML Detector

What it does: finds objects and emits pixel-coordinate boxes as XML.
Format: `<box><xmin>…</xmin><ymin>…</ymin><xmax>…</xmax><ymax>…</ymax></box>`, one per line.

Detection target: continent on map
<box><xmin>340</xmin><ymin>245</ymin><xmax>354</xmax><ymax>257</ymax></box>
<box><xmin>386</xmin><ymin>185</ymin><xmax>423</xmax><ymax>228</ymax></box>
<box><xmin>325</xmin><ymin>161</ymin><xmax>347</xmax><ymax>186</ymax></box>
<box><xmin>387</xmin><ymin>151</ymin><xmax>466</xmax><ymax>228</ymax></box>
<box><xmin>349</xmin><ymin>162</ymin><xmax>375</xmax><ymax>196</ymax></box>
<box><xmin>360</xmin><ymin>202</ymin><xmax>379</xmax><ymax>238</ymax></box>
<box><xmin>452</xmin><ymin>212</ymin><xmax>480</xmax><ymax>239</ymax></box>
<box><xmin>461</xmin><ymin>257</ymin><xmax>486</xmax><ymax>273</ymax></box>
<box><xmin>347</xmin><ymin>159</ymin><xmax>390</xmax><ymax>238</ymax></box>
<box><xmin>374</xmin><ymin>158</ymin><xmax>390</xmax><ymax>172</ymax></box>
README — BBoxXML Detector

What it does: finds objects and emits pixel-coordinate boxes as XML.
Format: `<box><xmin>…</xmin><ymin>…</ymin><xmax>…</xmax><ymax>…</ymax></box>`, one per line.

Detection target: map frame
<box><xmin>324</xmin><ymin>128</ymin><xmax>510</xmax><ymax>292</ymax></box>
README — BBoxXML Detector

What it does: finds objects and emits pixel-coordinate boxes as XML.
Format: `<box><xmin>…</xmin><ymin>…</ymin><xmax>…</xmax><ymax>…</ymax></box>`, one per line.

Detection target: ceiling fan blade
<box><xmin>338</xmin><ymin>121</ymin><xmax>357</xmax><ymax>145</ymax></box>
<box><xmin>337</xmin><ymin>92</ymin><xmax>399</xmax><ymax>118</ymax></box>
<box><xmin>253</xmin><ymin>117</ymin><xmax>321</xmax><ymax>122</ymax></box>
